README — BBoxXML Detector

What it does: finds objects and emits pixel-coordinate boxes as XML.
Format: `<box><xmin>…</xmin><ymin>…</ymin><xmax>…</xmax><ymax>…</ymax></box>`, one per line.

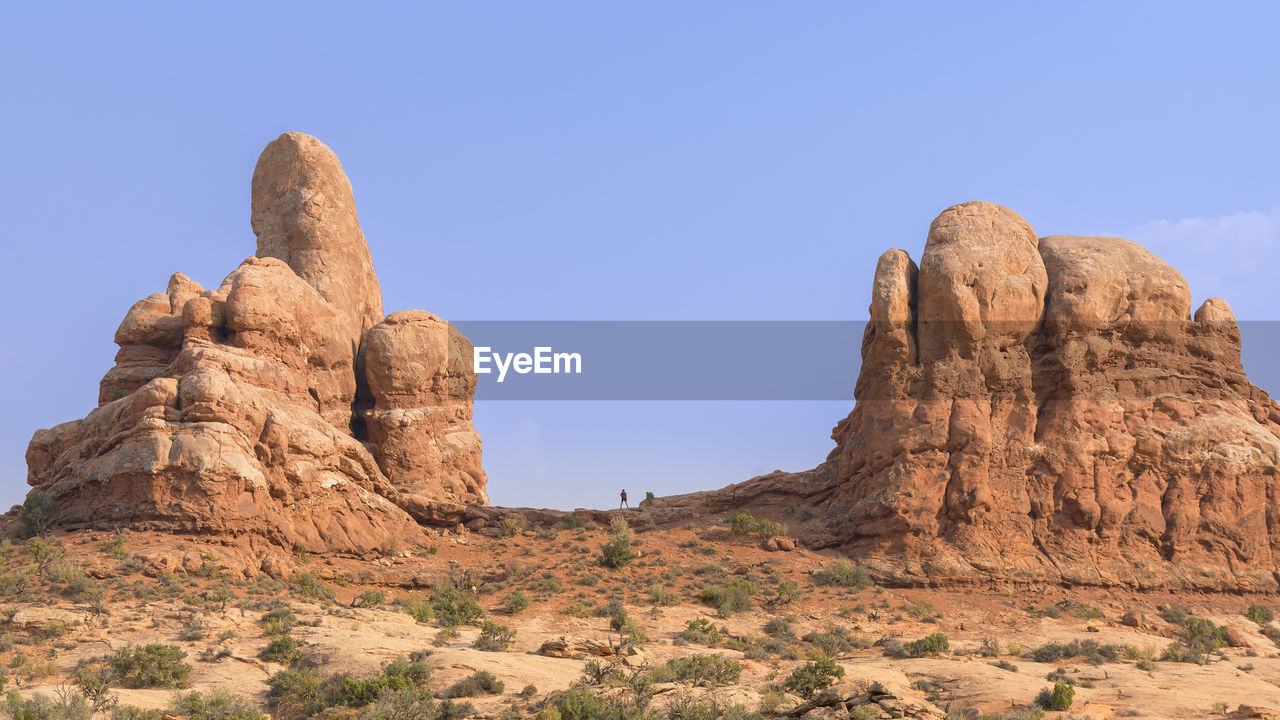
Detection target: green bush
<box><xmin>431</xmin><ymin>585</ymin><xmax>483</xmax><ymax>626</ymax></box>
<box><xmin>783</xmin><ymin>657</ymin><xmax>844</xmax><ymax>697</ymax></box>
<box><xmin>502</xmin><ymin>591</ymin><xmax>531</xmax><ymax>615</ymax></box>
<box><xmin>355</xmin><ymin>590</ymin><xmax>386</xmax><ymax>609</ymax></box>
<box><xmin>731</xmin><ymin>511</ymin><xmax>758</xmax><ymax>535</ymax></box>
<box><xmin>448</xmin><ymin>670</ymin><xmax>503</xmax><ymax>698</ymax></box>
<box><xmin>1246</xmin><ymin>603</ymin><xmax>1274</xmax><ymax>625</ymax></box>
<box><xmin>14</xmin><ymin>493</ymin><xmax>58</xmax><ymax>538</ymax></box>
<box><xmin>472</xmin><ymin>621</ymin><xmax>516</xmax><ymax>652</ymax></box>
<box><xmin>110</xmin><ymin>644</ymin><xmax>191</xmax><ymax>689</ymax></box>
<box><xmin>648</xmin><ymin>654</ymin><xmax>742</xmax><ymax>687</ymax></box>
<box><xmin>293</xmin><ymin>574</ymin><xmax>335</xmax><ymax>602</ymax></box>
<box><xmin>500</xmin><ymin>514</ymin><xmax>527</xmax><ymax>538</ymax></box>
<box><xmin>700</xmin><ymin>578</ymin><xmax>756</xmax><ymax>618</ymax></box>
<box><xmin>804</xmin><ymin>624</ymin><xmax>872</xmax><ymax>655</ymax></box>
<box><xmin>678</xmin><ymin>618</ymin><xmax>722</xmax><ymax>646</ymax></box>
<box><xmin>1035</xmin><ymin>682</ymin><xmax>1074</xmax><ymax>711</ymax></box>
<box><xmin>598</xmin><ymin>518</ymin><xmax>637</xmax><ymax>569</ymax></box>
<box><xmin>4</xmin><ymin>690</ymin><xmax>91</xmax><ymax>720</ymax></box>
<box><xmin>265</xmin><ymin>656</ymin><xmax>432</xmax><ymax>720</ymax></box>
<box><xmin>905</xmin><ymin>633</ymin><xmax>950</xmax><ymax>658</ymax></box>
<box><xmin>259</xmin><ymin>634</ymin><xmax>301</xmax><ymax>665</ymax></box>
<box><xmin>811</xmin><ymin>559</ymin><xmax>873</xmax><ymax>589</ymax></box>
<box><xmin>171</xmin><ymin>689</ymin><xmax>267</xmax><ymax>720</ymax></box>
<box><xmin>1030</xmin><ymin>639</ymin><xmax>1120</xmax><ymax>665</ymax></box>
<box><xmin>261</xmin><ymin>606</ymin><xmax>297</xmax><ymax>635</ymax></box>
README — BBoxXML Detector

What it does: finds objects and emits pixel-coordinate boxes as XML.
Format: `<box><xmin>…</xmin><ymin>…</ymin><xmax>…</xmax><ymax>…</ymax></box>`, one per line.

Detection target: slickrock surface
<box><xmin>647</xmin><ymin>201</ymin><xmax>1280</xmax><ymax>591</ymax></box>
<box><xmin>26</xmin><ymin>133</ymin><xmax>486</xmax><ymax>555</ymax></box>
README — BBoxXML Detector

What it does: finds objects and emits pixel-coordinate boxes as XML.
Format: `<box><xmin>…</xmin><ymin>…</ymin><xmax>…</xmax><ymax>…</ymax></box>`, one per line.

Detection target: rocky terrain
<box><xmin>1</xmin><ymin>515</ymin><xmax>1279</xmax><ymax>720</ymax></box>
<box><xmin>650</xmin><ymin>201</ymin><xmax>1280</xmax><ymax>593</ymax></box>
<box><xmin>13</xmin><ymin>134</ymin><xmax>1280</xmax><ymax>718</ymax></box>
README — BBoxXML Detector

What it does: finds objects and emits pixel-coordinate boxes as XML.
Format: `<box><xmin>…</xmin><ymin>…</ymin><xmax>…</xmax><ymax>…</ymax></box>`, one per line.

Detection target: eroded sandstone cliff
<box><xmin>652</xmin><ymin>201</ymin><xmax>1280</xmax><ymax>591</ymax></box>
<box><xmin>26</xmin><ymin>133</ymin><xmax>486</xmax><ymax>556</ymax></box>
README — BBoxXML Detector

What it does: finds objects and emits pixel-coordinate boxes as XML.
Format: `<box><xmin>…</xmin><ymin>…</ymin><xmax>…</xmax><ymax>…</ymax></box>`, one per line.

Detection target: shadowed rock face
<box><xmin>649</xmin><ymin>201</ymin><xmax>1280</xmax><ymax>591</ymax></box>
<box><xmin>26</xmin><ymin>133</ymin><xmax>486</xmax><ymax>556</ymax></box>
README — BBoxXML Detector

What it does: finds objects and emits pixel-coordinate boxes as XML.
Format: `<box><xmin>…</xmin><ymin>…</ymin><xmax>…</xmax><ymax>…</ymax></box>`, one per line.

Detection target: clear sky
<box><xmin>3</xmin><ymin>3</ymin><xmax>1279</xmax><ymax>510</ymax></box>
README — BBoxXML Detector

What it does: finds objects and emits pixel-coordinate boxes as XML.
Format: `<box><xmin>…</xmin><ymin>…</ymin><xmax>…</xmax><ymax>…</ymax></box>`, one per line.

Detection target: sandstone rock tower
<box><xmin>656</xmin><ymin>201</ymin><xmax>1280</xmax><ymax>592</ymax></box>
<box><xmin>26</xmin><ymin>133</ymin><xmax>486</xmax><ymax>554</ymax></box>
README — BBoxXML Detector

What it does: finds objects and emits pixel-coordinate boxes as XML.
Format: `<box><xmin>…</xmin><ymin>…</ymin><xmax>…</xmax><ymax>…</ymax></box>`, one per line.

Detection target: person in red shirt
<box><xmin>620</xmin><ymin>489</ymin><xmax>629</xmax><ymax>509</ymax></box>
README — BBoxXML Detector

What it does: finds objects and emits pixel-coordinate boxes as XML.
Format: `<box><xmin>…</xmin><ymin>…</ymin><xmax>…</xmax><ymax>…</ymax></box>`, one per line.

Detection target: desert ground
<box><xmin>4</xmin><ymin>509</ymin><xmax>1279</xmax><ymax>720</ymax></box>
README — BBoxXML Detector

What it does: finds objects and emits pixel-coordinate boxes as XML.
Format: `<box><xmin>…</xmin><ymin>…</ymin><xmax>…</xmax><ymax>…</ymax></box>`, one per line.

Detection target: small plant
<box><xmin>905</xmin><ymin>633</ymin><xmax>950</xmax><ymax>657</ymax></box>
<box><xmin>293</xmin><ymin>573</ymin><xmax>335</xmax><ymax>602</ymax></box>
<box><xmin>992</xmin><ymin>659</ymin><xmax>1018</xmax><ymax>672</ymax></box>
<box><xmin>431</xmin><ymin>584</ymin><xmax>484</xmax><ymax>626</ymax></box>
<box><xmin>449</xmin><ymin>670</ymin><xmax>504</xmax><ymax>698</ymax></box>
<box><xmin>502</xmin><ymin>591</ymin><xmax>531</xmax><ymax>615</ymax></box>
<box><xmin>772</xmin><ymin>580</ymin><xmax>801</xmax><ymax>606</ymax></box>
<box><xmin>1035</xmin><ymin>681</ymin><xmax>1074</xmax><ymax>711</ymax></box>
<box><xmin>811</xmin><ymin>558</ymin><xmax>873</xmax><ymax>589</ymax></box>
<box><xmin>598</xmin><ymin>517</ymin><xmax>637</xmax><ymax>569</ymax></box>
<box><xmin>644</xmin><ymin>491</ymin><xmax>655</xmax><ymax>502</ymax></box>
<box><xmin>261</xmin><ymin>606</ymin><xmax>297</xmax><ymax>636</ymax></box>
<box><xmin>110</xmin><ymin>644</ymin><xmax>192</xmax><ymax>688</ymax></box>
<box><xmin>473</xmin><ymin>620</ymin><xmax>516</xmax><ymax>651</ymax></box>
<box><xmin>259</xmin><ymin>634</ymin><xmax>301</xmax><ymax>665</ymax></box>
<box><xmin>500</xmin><ymin>514</ymin><xmax>527</xmax><ymax>538</ymax></box>
<box><xmin>647</xmin><ymin>582</ymin><xmax>679</xmax><ymax>606</ymax></box>
<box><xmin>354</xmin><ymin>590</ymin><xmax>386</xmax><ymax>609</ymax></box>
<box><xmin>648</xmin><ymin>654</ymin><xmax>742</xmax><ymax>687</ymax></box>
<box><xmin>14</xmin><ymin>493</ymin><xmax>58</xmax><ymax>538</ymax></box>
<box><xmin>171</xmin><ymin>689</ymin><xmax>268</xmax><ymax>720</ymax></box>
<box><xmin>101</xmin><ymin>531</ymin><xmax>129</xmax><ymax>560</ymax></box>
<box><xmin>1246</xmin><ymin>603</ymin><xmax>1274</xmax><ymax>625</ymax></box>
<box><xmin>677</xmin><ymin>618</ymin><xmax>722</xmax><ymax>646</ymax></box>
<box><xmin>700</xmin><ymin>578</ymin><xmax>756</xmax><ymax>618</ymax></box>
<box><xmin>731</xmin><ymin>510</ymin><xmax>758</xmax><ymax>534</ymax></box>
<box><xmin>783</xmin><ymin>657</ymin><xmax>845</xmax><ymax>697</ymax></box>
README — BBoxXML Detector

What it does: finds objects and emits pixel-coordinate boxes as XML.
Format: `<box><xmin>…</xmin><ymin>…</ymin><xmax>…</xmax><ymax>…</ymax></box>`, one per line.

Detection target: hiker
<box><xmin>620</xmin><ymin>489</ymin><xmax>629</xmax><ymax>509</ymax></box>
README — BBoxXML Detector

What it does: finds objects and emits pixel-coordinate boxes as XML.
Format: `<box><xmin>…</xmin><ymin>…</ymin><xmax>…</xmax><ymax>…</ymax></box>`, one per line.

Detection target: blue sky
<box><xmin>2</xmin><ymin>3</ymin><xmax>1279</xmax><ymax>510</ymax></box>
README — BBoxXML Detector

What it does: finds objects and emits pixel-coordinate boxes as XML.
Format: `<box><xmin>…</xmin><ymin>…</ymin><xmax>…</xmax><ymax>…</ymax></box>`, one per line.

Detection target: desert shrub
<box><xmin>783</xmin><ymin>657</ymin><xmax>845</xmax><ymax>698</ymax></box>
<box><xmin>261</xmin><ymin>606</ymin><xmax>297</xmax><ymax>635</ymax></box>
<box><xmin>113</xmin><ymin>706</ymin><xmax>163</xmax><ymax>720</ymax></box>
<box><xmin>472</xmin><ymin>621</ymin><xmax>516</xmax><ymax>651</ymax></box>
<box><xmin>25</xmin><ymin>537</ymin><xmax>61</xmax><ymax>564</ymax></box>
<box><xmin>648</xmin><ymin>655</ymin><xmax>741</xmax><ymax>687</ymax></box>
<box><xmin>1035</xmin><ymin>682</ymin><xmax>1074</xmax><ymax>711</ymax></box>
<box><xmin>1181</xmin><ymin>616</ymin><xmax>1228</xmax><ymax>654</ymax></box>
<box><xmin>598</xmin><ymin>518</ymin><xmax>637</xmax><ymax>569</ymax></box>
<box><xmin>764</xmin><ymin>618</ymin><xmax>794</xmax><ymax>640</ymax></box>
<box><xmin>502</xmin><ymin>591</ymin><xmax>531</xmax><ymax>615</ymax></box>
<box><xmin>13</xmin><ymin>493</ymin><xmax>58</xmax><ymax>538</ymax></box>
<box><xmin>1030</xmin><ymin>639</ymin><xmax>1120</xmax><ymax>665</ymax></box>
<box><xmin>259</xmin><ymin>634</ymin><xmax>301</xmax><ymax>665</ymax></box>
<box><xmin>1246</xmin><ymin>603</ymin><xmax>1274</xmax><ymax>625</ymax></box>
<box><xmin>101</xmin><ymin>532</ymin><xmax>128</xmax><ymax>561</ymax></box>
<box><xmin>904</xmin><ymin>633</ymin><xmax>950</xmax><ymax>658</ymax></box>
<box><xmin>499</xmin><ymin>514</ymin><xmax>528</xmax><ymax>538</ymax></box>
<box><xmin>772</xmin><ymin>580</ymin><xmax>801</xmax><ymax>606</ymax></box>
<box><xmin>355</xmin><ymin>590</ymin><xmax>386</xmax><ymax>609</ymax></box>
<box><xmin>46</xmin><ymin>564</ymin><xmax>103</xmax><ymax>602</ymax></box>
<box><xmin>431</xmin><ymin>585</ymin><xmax>483</xmax><ymax>626</ymax></box>
<box><xmin>553</xmin><ymin>685</ymin><xmax>604</xmax><ymax>720</ymax></box>
<box><xmin>265</xmin><ymin>656</ymin><xmax>432</xmax><ymax>720</ymax></box>
<box><xmin>756</xmin><ymin>519</ymin><xmax>786</xmax><ymax>539</ymax></box>
<box><xmin>556</xmin><ymin>514</ymin><xmax>585</xmax><ymax>531</ymax></box>
<box><xmin>678</xmin><ymin>618</ymin><xmax>722</xmax><ymax>646</ymax></box>
<box><xmin>293</xmin><ymin>574</ymin><xmax>334</xmax><ymax>602</ymax></box>
<box><xmin>648</xmin><ymin>583</ymin><xmax>679</xmax><ymax>606</ymax></box>
<box><xmin>402</xmin><ymin>594</ymin><xmax>433</xmax><ymax>623</ymax></box>
<box><xmin>803</xmin><ymin>624</ymin><xmax>872</xmax><ymax>655</ymax></box>
<box><xmin>448</xmin><ymin>670</ymin><xmax>503</xmax><ymax>698</ymax></box>
<box><xmin>171</xmin><ymin>689</ymin><xmax>268</xmax><ymax>720</ymax></box>
<box><xmin>811</xmin><ymin>559</ymin><xmax>872</xmax><ymax>590</ymax></box>
<box><xmin>731</xmin><ymin>511</ymin><xmax>758</xmax><ymax>535</ymax></box>
<box><xmin>992</xmin><ymin>659</ymin><xmax>1018</xmax><ymax>672</ymax></box>
<box><xmin>700</xmin><ymin>578</ymin><xmax>756</xmax><ymax>618</ymax></box>
<box><xmin>3</xmin><ymin>690</ymin><xmax>91</xmax><ymax>720</ymax></box>
<box><xmin>110</xmin><ymin>644</ymin><xmax>191</xmax><ymax>688</ymax></box>
<box><xmin>608</xmin><ymin>607</ymin><xmax>648</xmax><ymax>644</ymax></box>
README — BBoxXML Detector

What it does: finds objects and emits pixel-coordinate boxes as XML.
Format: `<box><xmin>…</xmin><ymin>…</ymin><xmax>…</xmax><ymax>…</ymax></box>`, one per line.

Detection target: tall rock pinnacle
<box><xmin>251</xmin><ymin>132</ymin><xmax>384</xmax><ymax>352</ymax></box>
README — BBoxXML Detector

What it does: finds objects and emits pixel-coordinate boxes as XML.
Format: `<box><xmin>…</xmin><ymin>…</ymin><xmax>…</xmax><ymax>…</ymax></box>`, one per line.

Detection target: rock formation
<box><xmin>26</xmin><ymin>133</ymin><xmax>486</xmax><ymax>555</ymax></box>
<box><xmin>651</xmin><ymin>201</ymin><xmax>1280</xmax><ymax>592</ymax></box>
